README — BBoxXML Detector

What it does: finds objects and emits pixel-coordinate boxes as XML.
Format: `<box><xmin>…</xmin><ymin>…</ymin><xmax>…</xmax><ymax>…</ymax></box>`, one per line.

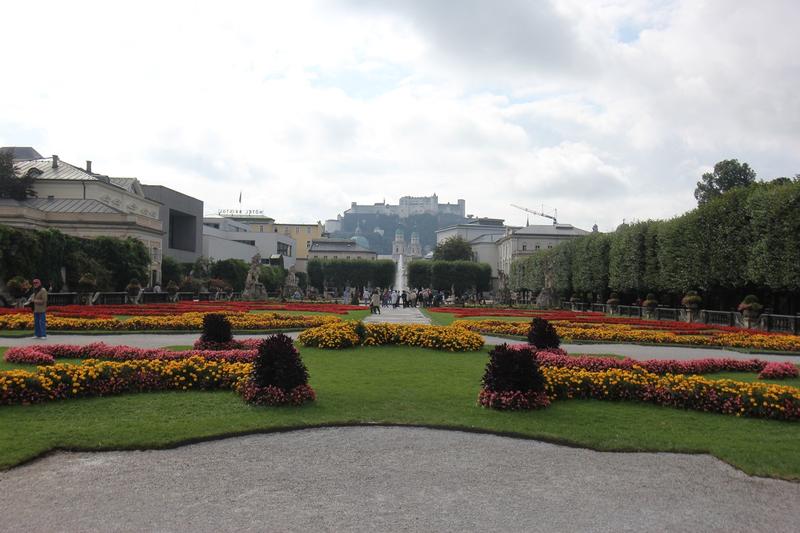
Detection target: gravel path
<box><xmin>1</xmin><ymin>426</ymin><xmax>797</xmax><ymax>532</ymax></box>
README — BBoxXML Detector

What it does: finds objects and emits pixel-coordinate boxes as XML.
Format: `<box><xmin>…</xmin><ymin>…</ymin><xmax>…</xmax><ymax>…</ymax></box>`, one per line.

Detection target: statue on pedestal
<box><xmin>283</xmin><ymin>265</ymin><xmax>302</xmax><ymax>299</ymax></box>
<box><xmin>242</xmin><ymin>254</ymin><xmax>267</xmax><ymax>301</ymax></box>
<box><xmin>535</xmin><ymin>256</ymin><xmax>560</xmax><ymax>309</ymax></box>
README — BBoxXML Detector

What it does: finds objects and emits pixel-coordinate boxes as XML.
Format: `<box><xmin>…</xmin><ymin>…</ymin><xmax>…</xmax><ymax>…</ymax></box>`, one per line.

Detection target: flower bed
<box><xmin>0</xmin><ymin>312</ymin><xmax>339</xmax><ymax>332</ymax></box>
<box><xmin>237</xmin><ymin>381</ymin><xmax>316</xmax><ymax>406</ymax></box>
<box><xmin>455</xmin><ymin>319</ymin><xmax>800</xmax><ymax>352</ymax></box>
<box><xmin>5</xmin><ymin>342</ymin><xmax>258</xmax><ymax>365</ymax></box>
<box><xmin>297</xmin><ymin>322</ymin><xmax>484</xmax><ymax>351</ymax></box>
<box><xmin>0</xmin><ymin>301</ymin><xmax>362</xmax><ymax>319</ymax></box>
<box><xmin>0</xmin><ymin>357</ymin><xmax>250</xmax><ymax>405</ymax></box>
<box><xmin>542</xmin><ymin>365</ymin><xmax>800</xmax><ymax>421</ymax></box>
<box><xmin>528</xmin><ymin>348</ymin><xmax>773</xmax><ymax>375</ymax></box>
<box><xmin>759</xmin><ymin>362</ymin><xmax>800</xmax><ymax>380</ymax></box>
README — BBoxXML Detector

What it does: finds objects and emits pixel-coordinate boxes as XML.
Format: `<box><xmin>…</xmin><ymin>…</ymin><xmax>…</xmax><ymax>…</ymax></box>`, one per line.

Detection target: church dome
<box><xmin>350</xmin><ymin>235</ymin><xmax>370</xmax><ymax>249</ymax></box>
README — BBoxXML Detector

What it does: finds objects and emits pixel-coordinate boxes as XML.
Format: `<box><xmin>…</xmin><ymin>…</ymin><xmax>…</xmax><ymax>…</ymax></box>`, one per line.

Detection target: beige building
<box><xmin>308</xmin><ymin>238</ymin><xmax>377</xmax><ymax>261</ymax></box>
<box><xmin>497</xmin><ymin>224</ymin><xmax>590</xmax><ymax>279</ymax></box>
<box><xmin>0</xmin><ymin>152</ymin><xmax>164</xmax><ymax>284</ymax></box>
<box><xmin>223</xmin><ymin>211</ymin><xmax>325</xmax><ymax>271</ymax></box>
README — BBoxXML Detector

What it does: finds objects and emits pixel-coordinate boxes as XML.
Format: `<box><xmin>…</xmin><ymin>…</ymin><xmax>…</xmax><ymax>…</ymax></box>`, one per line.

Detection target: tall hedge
<box><xmin>409</xmin><ymin>260</ymin><xmax>491</xmax><ymax>294</ymax></box>
<box><xmin>307</xmin><ymin>259</ymin><xmax>396</xmax><ymax>291</ymax></box>
<box><xmin>508</xmin><ymin>180</ymin><xmax>800</xmax><ymax>312</ymax></box>
<box><xmin>0</xmin><ymin>225</ymin><xmax>150</xmax><ymax>291</ymax></box>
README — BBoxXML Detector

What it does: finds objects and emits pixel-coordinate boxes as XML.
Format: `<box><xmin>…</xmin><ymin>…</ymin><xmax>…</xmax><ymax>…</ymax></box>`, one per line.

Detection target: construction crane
<box><xmin>510</xmin><ymin>204</ymin><xmax>558</xmax><ymax>225</ymax></box>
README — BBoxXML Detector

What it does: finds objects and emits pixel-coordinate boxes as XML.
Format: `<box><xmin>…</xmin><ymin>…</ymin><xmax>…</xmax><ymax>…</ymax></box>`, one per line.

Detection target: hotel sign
<box><xmin>218</xmin><ymin>209</ymin><xmax>264</xmax><ymax>216</ymax></box>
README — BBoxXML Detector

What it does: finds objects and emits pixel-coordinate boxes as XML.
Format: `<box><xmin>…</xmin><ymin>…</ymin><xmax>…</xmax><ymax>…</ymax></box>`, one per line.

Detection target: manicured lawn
<box><xmin>423</xmin><ymin>309</ymin><xmax>456</xmax><ymax>325</ymax></box>
<box><xmin>704</xmin><ymin>371</ymin><xmax>800</xmax><ymax>389</ymax></box>
<box><xmin>1</xmin><ymin>345</ymin><xmax>799</xmax><ymax>479</ymax></box>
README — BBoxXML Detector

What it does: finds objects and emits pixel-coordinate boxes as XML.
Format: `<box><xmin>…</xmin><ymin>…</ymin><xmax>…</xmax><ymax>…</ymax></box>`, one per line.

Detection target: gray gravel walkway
<box><xmin>1</xmin><ymin>427</ymin><xmax>797</xmax><ymax>532</ymax></box>
<box><xmin>364</xmin><ymin>305</ymin><xmax>431</xmax><ymax>324</ymax></box>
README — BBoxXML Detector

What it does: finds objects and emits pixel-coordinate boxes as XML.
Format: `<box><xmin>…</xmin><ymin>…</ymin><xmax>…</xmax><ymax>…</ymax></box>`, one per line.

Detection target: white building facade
<box><xmin>202</xmin><ymin>216</ymin><xmax>295</xmax><ymax>267</ymax></box>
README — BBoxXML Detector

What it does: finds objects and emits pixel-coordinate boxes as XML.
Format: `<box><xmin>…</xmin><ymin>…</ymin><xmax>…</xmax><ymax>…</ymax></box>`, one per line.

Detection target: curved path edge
<box><xmin>2</xmin><ymin>426</ymin><xmax>799</xmax><ymax>532</ymax></box>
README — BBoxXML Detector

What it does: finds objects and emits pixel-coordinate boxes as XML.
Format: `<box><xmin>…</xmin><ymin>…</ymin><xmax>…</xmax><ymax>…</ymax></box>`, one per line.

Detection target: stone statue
<box><xmin>535</xmin><ymin>256</ymin><xmax>560</xmax><ymax>309</ymax></box>
<box><xmin>283</xmin><ymin>265</ymin><xmax>301</xmax><ymax>298</ymax></box>
<box><xmin>242</xmin><ymin>254</ymin><xmax>267</xmax><ymax>300</ymax></box>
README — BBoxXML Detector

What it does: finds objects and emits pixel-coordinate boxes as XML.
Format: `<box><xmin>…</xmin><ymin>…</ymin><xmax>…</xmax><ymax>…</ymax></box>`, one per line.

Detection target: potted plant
<box><xmin>738</xmin><ymin>295</ymin><xmax>763</xmax><ymax>317</ymax></box>
<box><xmin>166</xmin><ymin>280</ymin><xmax>179</xmax><ymax>301</ymax></box>
<box><xmin>77</xmin><ymin>273</ymin><xmax>97</xmax><ymax>305</ymax></box>
<box><xmin>681</xmin><ymin>290</ymin><xmax>702</xmax><ymax>309</ymax></box>
<box><xmin>126</xmin><ymin>278</ymin><xmax>142</xmax><ymax>303</ymax></box>
<box><xmin>642</xmin><ymin>293</ymin><xmax>658</xmax><ymax>318</ymax></box>
<box><xmin>6</xmin><ymin>276</ymin><xmax>31</xmax><ymax>307</ymax></box>
<box><xmin>606</xmin><ymin>292</ymin><xmax>620</xmax><ymax>314</ymax></box>
<box><xmin>681</xmin><ymin>290</ymin><xmax>702</xmax><ymax>322</ymax></box>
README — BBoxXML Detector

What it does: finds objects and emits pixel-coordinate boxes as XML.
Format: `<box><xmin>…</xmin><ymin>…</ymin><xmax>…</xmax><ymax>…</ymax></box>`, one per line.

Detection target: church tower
<box><xmin>392</xmin><ymin>229</ymin><xmax>405</xmax><ymax>258</ymax></box>
<box><xmin>408</xmin><ymin>231</ymin><xmax>422</xmax><ymax>258</ymax></box>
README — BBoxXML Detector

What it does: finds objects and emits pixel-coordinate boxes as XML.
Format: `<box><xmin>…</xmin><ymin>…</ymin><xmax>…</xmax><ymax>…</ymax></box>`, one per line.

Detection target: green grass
<box><xmin>423</xmin><ymin>309</ymin><xmax>456</xmax><ymax>325</ymax></box>
<box><xmin>704</xmin><ymin>371</ymin><xmax>800</xmax><ymax>388</ymax></box>
<box><xmin>1</xmin><ymin>344</ymin><xmax>799</xmax><ymax>479</ymax></box>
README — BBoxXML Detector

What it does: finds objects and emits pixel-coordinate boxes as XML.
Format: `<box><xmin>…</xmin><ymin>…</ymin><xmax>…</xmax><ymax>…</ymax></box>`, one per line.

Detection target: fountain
<box><xmin>394</xmin><ymin>253</ymin><xmax>406</xmax><ymax>290</ymax></box>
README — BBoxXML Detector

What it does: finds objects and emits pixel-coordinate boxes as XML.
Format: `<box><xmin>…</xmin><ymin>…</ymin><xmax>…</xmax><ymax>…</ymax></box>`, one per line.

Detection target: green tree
<box><xmin>432</xmin><ymin>236</ymin><xmax>473</xmax><ymax>261</ymax></box>
<box><xmin>694</xmin><ymin>159</ymin><xmax>756</xmax><ymax>205</ymax></box>
<box><xmin>258</xmin><ymin>265</ymin><xmax>286</xmax><ymax>291</ymax></box>
<box><xmin>160</xmin><ymin>256</ymin><xmax>184</xmax><ymax>286</ymax></box>
<box><xmin>408</xmin><ymin>261</ymin><xmax>432</xmax><ymax>288</ymax></box>
<box><xmin>0</xmin><ymin>151</ymin><xmax>36</xmax><ymax>201</ymax></box>
<box><xmin>86</xmin><ymin>236</ymin><xmax>150</xmax><ymax>290</ymax></box>
<box><xmin>210</xmin><ymin>258</ymin><xmax>249</xmax><ymax>291</ymax></box>
<box><xmin>430</xmin><ymin>260</ymin><xmax>490</xmax><ymax>295</ymax></box>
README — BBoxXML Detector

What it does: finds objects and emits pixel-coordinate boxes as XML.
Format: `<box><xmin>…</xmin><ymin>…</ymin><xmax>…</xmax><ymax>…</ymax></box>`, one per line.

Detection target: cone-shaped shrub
<box><xmin>479</xmin><ymin>344</ymin><xmax>549</xmax><ymax>410</ymax></box>
<box><xmin>240</xmin><ymin>334</ymin><xmax>315</xmax><ymax>406</ymax></box>
<box><xmin>200</xmin><ymin>313</ymin><xmax>233</xmax><ymax>344</ymax></box>
<box><xmin>527</xmin><ymin>317</ymin><xmax>560</xmax><ymax>349</ymax></box>
<box><xmin>252</xmin><ymin>334</ymin><xmax>309</xmax><ymax>390</ymax></box>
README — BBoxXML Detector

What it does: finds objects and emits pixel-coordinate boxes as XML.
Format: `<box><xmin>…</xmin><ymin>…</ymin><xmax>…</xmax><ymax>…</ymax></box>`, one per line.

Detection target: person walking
<box><xmin>371</xmin><ymin>290</ymin><xmax>381</xmax><ymax>315</ymax></box>
<box><xmin>29</xmin><ymin>278</ymin><xmax>48</xmax><ymax>339</ymax></box>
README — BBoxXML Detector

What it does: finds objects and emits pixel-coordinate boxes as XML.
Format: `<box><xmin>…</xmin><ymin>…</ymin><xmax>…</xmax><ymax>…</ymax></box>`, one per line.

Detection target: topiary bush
<box><xmin>200</xmin><ymin>313</ymin><xmax>233</xmax><ymax>345</ymax></box>
<box><xmin>527</xmin><ymin>317</ymin><xmax>560</xmax><ymax>350</ymax></box>
<box><xmin>478</xmin><ymin>344</ymin><xmax>549</xmax><ymax>410</ymax></box>
<box><xmin>239</xmin><ymin>333</ymin><xmax>315</xmax><ymax>406</ymax></box>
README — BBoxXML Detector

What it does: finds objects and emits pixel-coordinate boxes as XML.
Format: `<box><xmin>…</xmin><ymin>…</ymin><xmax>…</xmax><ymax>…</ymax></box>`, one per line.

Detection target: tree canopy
<box><xmin>307</xmin><ymin>259</ymin><xmax>395</xmax><ymax>291</ymax></box>
<box><xmin>433</xmin><ymin>236</ymin><xmax>473</xmax><ymax>261</ymax></box>
<box><xmin>510</xmin><ymin>178</ymin><xmax>800</xmax><ymax>313</ymax></box>
<box><xmin>694</xmin><ymin>159</ymin><xmax>756</xmax><ymax>205</ymax></box>
<box><xmin>0</xmin><ymin>151</ymin><xmax>36</xmax><ymax>201</ymax></box>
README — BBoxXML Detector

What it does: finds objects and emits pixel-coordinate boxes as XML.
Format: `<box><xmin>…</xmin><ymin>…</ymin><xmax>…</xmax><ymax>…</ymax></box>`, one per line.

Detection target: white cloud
<box><xmin>0</xmin><ymin>0</ymin><xmax>798</xmax><ymax>236</ymax></box>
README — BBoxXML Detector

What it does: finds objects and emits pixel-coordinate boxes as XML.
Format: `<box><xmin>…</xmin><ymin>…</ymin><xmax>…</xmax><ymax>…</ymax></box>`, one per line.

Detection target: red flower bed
<box><xmin>429</xmin><ymin>308</ymin><xmax>783</xmax><ymax>336</ymax></box>
<box><xmin>0</xmin><ymin>301</ymin><xmax>362</xmax><ymax>319</ymax></box>
<box><xmin>759</xmin><ymin>362</ymin><xmax>800</xmax><ymax>380</ymax></box>
<box><xmin>237</xmin><ymin>381</ymin><xmax>316</xmax><ymax>406</ymax></box>
<box><xmin>192</xmin><ymin>338</ymin><xmax>263</xmax><ymax>351</ymax></box>
<box><xmin>505</xmin><ymin>344</ymin><xmax>797</xmax><ymax>380</ymax></box>
<box><xmin>4</xmin><ymin>343</ymin><xmax>258</xmax><ymax>365</ymax></box>
<box><xmin>477</xmin><ymin>389</ymin><xmax>550</xmax><ymax>410</ymax></box>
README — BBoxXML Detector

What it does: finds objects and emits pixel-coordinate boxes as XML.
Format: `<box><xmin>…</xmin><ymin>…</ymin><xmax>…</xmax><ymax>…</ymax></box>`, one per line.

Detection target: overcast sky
<box><xmin>2</xmin><ymin>0</ymin><xmax>798</xmax><ymax>231</ymax></box>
